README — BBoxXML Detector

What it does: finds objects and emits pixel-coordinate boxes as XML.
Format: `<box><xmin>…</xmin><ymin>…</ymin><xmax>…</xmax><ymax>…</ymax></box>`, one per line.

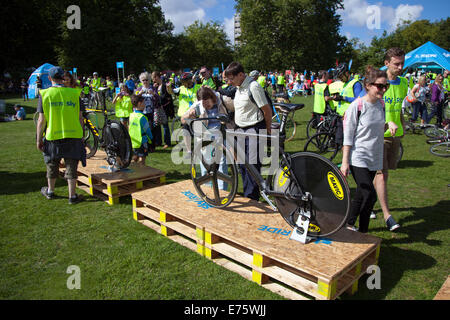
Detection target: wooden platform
<box><xmin>60</xmin><ymin>150</ymin><xmax>166</xmax><ymax>205</ymax></box>
<box><xmin>132</xmin><ymin>180</ymin><xmax>382</xmax><ymax>300</ymax></box>
<box><xmin>434</xmin><ymin>276</ymin><xmax>450</xmax><ymax>300</ymax></box>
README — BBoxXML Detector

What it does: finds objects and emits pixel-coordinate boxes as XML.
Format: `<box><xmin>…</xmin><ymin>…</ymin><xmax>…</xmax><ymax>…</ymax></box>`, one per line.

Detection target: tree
<box><xmin>235</xmin><ymin>0</ymin><xmax>344</xmax><ymax>72</ymax></box>
<box><xmin>55</xmin><ymin>0</ymin><xmax>173</xmax><ymax>77</ymax></box>
<box><xmin>182</xmin><ymin>20</ymin><xmax>234</xmax><ymax>70</ymax></box>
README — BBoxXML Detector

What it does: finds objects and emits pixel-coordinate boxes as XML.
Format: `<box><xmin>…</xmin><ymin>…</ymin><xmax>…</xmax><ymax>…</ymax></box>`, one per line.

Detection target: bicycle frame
<box><xmin>192</xmin><ymin>107</ymin><xmax>307</xmax><ymax>205</ymax></box>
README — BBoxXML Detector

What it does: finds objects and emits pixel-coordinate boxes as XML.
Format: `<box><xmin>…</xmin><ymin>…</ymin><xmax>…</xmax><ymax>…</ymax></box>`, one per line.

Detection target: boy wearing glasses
<box><xmin>371</xmin><ymin>47</ymin><xmax>407</xmax><ymax>231</ymax></box>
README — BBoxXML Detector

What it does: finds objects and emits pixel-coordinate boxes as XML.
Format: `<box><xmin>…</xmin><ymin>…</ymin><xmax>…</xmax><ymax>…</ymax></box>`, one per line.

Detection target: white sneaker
<box><xmin>370</xmin><ymin>211</ymin><xmax>377</xmax><ymax>219</ymax></box>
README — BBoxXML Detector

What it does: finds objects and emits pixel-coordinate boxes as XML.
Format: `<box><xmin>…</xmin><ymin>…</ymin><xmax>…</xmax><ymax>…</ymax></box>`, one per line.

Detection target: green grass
<box><xmin>0</xmin><ymin>93</ymin><xmax>448</xmax><ymax>300</ymax></box>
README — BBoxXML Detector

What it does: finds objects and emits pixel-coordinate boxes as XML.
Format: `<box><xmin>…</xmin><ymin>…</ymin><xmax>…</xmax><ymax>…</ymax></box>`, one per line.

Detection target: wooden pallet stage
<box><xmin>60</xmin><ymin>150</ymin><xmax>166</xmax><ymax>205</ymax></box>
<box><xmin>434</xmin><ymin>276</ymin><xmax>450</xmax><ymax>300</ymax></box>
<box><xmin>132</xmin><ymin>180</ymin><xmax>382</xmax><ymax>300</ymax></box>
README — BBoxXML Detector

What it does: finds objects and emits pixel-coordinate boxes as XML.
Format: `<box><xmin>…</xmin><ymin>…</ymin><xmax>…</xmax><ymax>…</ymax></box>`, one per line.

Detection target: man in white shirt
<box><xmin>224</xmin><ymin>62</ymin><xmax>272</xmax><ymax>200</ymax></box>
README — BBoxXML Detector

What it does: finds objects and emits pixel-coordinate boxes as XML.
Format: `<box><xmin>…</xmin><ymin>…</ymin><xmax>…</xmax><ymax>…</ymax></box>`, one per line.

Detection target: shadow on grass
<box><xmin>397</xmin><ymin>160</ymin><xmax>434</xmax><ymax>169</ymax></box>
<box><xmin>165</xmin><ymin>170</ymin><xmax>191</xmax><ymax>183</ymax></box>
<box><xmin>346</xmin><ymin>245</ymin><xmax>436</xmax><ymax>300</ymax></box>
<box><xmin>0</xmin><ymin>171</ymin><xmax>65</xmax><ymax>195</ymax></box>
<box><xmin>371</xmin><ymin>200</ymin><xmax>450</xmax><ymax>247</ymax></box>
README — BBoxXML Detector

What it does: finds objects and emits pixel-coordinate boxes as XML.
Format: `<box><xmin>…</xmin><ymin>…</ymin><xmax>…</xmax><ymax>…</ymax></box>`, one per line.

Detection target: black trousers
<box><xmin>237</xmin><ymin>120</ymin><xmax>266</xmax><ymax>201</ymax></box>
<box><xmin>347</xmin><ymin>166</ymin><xmax>377</xmax><ymax>233</ymax></box>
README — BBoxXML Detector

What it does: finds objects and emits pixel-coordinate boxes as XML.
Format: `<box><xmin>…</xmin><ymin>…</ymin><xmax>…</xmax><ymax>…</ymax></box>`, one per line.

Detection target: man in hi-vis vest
<box><xmin>312</xmin><ymin>70</ymin><xmax>333</xmax><ymax>123</ymax></box>
<box><xmin>36</xmin><ymin>66</ymin><xmax>86</xmax><ymax>204</ymax></box>
<box><xmin>372</xmin><ymin>48</ymin><xmax>406</xmax><ymax>232</ymax></box>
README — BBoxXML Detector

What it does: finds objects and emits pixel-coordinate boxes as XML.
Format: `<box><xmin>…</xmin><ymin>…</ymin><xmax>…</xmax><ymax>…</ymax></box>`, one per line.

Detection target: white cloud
<box><xmin>390</xmin><ymin>4</ymin><xmax>423</xmax><ymax>30</ymax></box>
<box><xmin>224</xmin><ymin>16</ymin><xmax>235</xmax><ymax>44</ymax></box>
<box><xmin>160</xmin><ymin>0</ymin><xmax>206</xmax><ymax>34</ymax></box>
<box><xmin>339</xmin><ymin>0</ymin><xmax>423</xmax><ymax>31</ymax></box>
<box><xmin>200</xmin><ymin>0</ymin><xmax>217</xmax><ymax>8</ymax></box>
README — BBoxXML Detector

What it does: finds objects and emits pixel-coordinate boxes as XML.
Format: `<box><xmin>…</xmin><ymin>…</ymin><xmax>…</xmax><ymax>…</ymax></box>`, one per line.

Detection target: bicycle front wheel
<box><xmin>284</xmin><ymin>112</ymin><xmax>297</xmax><ymax>142</ymax></box>
<box><xmin>306</xmin><ymin>117</ymin><xmax>318</xmax><ymax>139</ymax></box>
<box><xmin>83</xmin><ymin>120</ymin><xmax>99</xmax><ymax>159</ymax></box>
<box><xmin>191</xmin><ymin>140</ymin><xmax>238</xmax><ymax>208</ymax></box>
<box><xmin>430</xmin><ymin>141</ymin><xmax>450</xmax><ymax>157</ymax></box>
<box><xmin>273</xmin><ymin>152</ymin><xmax>350</xmax><ymax>238</ymax></box>
<box><xmin>304</xmin><ymin>132</ymin><xmax>339</xmax><ymax>161</ymax></box>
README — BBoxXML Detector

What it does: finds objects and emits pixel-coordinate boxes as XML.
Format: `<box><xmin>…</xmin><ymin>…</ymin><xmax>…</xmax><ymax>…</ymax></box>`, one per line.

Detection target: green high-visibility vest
<box><xmin>91</xmin><ymin>78</ymin><xmax>101</xmax><ymax>92</ymax></box>
<box><xmin>202</xmin><ymin>77</ymin><xmax>216</xmax><ymax>90</ymax></box>
<box><xmin>115</xmin><ymin>95</ymin><xmax>132</xmax><ymax>118</ymax></box>
<box><xmin>178</xmin><ymin>84</ymin><xmax>201</xmax><ymax>117</ymax></box>
<box><xmin>337</xmin><ymin>78</ymin><xmax>360</xmax><ymax>116</ymax></box>
<box><xmin>443</xmin><ymin>77</ymin><xmax>450</xmax><ymax>92</ymax></box>
<box><xmin>384</xmin><ymin>76</ymin><xmax>408</xmax><ymax>137</ymax></box>
<box><xmin>40</xmin><ymin>86</ymin><xmax>83</xmax><ymax>141</ymax></box>
<box><xmin>328</xmin><ymin>81</ymin><xmax>344</xmax><ymax>111</ymax></box>
<box><xmin>409</xmin><ymin>76</ymin><xmax>414</xmax><ymax>89</ymax></box>
<box><xmin>106</xmin><ymin>80</ymin><xmax>114</xmax><ymax>90</ymax></box>
<box><xmin>129</xmin><ymin>112</ymin><xmax>151</xmax><ymax>149</ymax></box>
<box><xmin>313</xmin><ymin>83</ymin><xmax>328</xmax><ymax>114</ymax></box>
<box><xmin>82</xmin><ymin>85</ymin><xmax>90</xmax><ymax>95</ymax></box>
<box><xmin>257</xmin><ymin>76</ymin><xmax>266</xmax><ymax>88</ymax></box>
<box><xmin>277</xmin><ymin>75</ymin><xmax>285</xmax><ymax>85</ymax></box>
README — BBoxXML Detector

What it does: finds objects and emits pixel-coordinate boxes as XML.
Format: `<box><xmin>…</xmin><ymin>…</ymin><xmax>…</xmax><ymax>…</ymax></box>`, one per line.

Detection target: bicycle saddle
<box><xmin>273</xmin><ymin>92</ymin><xmax>289</xmax><ymax>99</ymax></box>
<box><xmin>273</xmin><ymin>103</ymin><xmax>305</xmax><ymax>113</ymax></box>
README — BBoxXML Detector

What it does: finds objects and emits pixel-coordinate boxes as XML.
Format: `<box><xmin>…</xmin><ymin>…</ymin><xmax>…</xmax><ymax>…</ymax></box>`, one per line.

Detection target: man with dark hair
<box><xmin>199</xmin><ymin>66</ymin><xmax>216</xmax><ymax>90</ymax></box>
<box><xmin>371</xmin><ymin>47</ymin><xmax>406</xmax><ymax>231</ymax></box>
<box><xmin>36</xmin><ymin>66</ymin><xmax>86</xmax><ymax>204</ymax></box>
<box><xmin>224</xmin><ymin>62</ymin><xmax>272</xmax><ymax>200</ymax></box>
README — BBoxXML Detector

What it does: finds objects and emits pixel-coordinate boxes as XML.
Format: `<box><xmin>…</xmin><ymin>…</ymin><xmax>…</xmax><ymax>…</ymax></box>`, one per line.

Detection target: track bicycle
<box><xmin>187</xmin><ymin>100</ymin><xmax>351</xmax><ymax>243</ymax></box>
<box><xmin>82</xmin><ymin>87</ymin><xmax>132</xmax><ymax>169</ymax></box>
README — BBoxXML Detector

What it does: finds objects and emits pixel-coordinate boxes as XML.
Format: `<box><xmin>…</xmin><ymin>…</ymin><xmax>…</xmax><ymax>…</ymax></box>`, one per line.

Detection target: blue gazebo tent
<box><xmin>27</xmin><ymin>63</ymin><xmax>55</xmax><ymax>99</ymax></box>
<box><xmin>380</xmin><ymin>41</ymin><xmax>450</xmax><ymax>72</ymax></box>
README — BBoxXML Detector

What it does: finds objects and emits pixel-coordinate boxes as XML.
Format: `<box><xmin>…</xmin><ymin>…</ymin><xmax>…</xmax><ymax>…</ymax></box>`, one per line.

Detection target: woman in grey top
<box><xmin>341</xmin><ymin>66</ymin><xmax>398</xmax><ymax>233</ymax></box>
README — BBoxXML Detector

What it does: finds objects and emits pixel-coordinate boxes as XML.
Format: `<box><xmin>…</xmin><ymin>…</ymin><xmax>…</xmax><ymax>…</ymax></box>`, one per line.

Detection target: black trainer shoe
<box><xmin>69</xmin><ymin>194</ymin><xmax>84</xmax><ymax>204</ymax></box>
<box><xmin>41</xmin><ymin>187</ymin><xmax>55</xmax><ymax>200</ymax></box>
<box><xmin>386</xmin><ymin>216</ymin><xmax>400</xmax><ymax>231</ymax></box>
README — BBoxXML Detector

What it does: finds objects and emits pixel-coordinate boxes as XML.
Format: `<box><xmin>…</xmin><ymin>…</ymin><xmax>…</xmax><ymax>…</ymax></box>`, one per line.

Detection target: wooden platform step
<box><xmin>60</xmin><ymin>150</ymin><xmax>166</xmax><ymax>205</ymax></box>
<box><xmin>131</xmin><ymin>180</ymin><xmax>382</xmax><ymax>300</ymax></box>
<box><xmin>434</xmin><ymin>276</ymin><xmax>450</xmax><ymax>300</ymax></box>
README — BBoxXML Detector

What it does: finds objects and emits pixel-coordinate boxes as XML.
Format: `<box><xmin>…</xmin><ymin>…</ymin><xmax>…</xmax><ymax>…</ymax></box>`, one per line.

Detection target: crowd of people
<box><xmin>32</xmin><ymin>50</ymin><xmax>449</xmax><ymax>235</ymax></box>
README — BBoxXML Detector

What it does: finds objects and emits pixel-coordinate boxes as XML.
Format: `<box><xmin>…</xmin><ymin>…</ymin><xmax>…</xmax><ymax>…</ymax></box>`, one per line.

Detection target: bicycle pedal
<box><xmin>260</xmin><ymin>191</ymin><xmax>277</xmax><ymax>211</ymax></box>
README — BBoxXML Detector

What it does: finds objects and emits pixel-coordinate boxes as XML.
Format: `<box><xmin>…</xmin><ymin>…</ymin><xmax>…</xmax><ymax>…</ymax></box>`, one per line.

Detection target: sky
<box><xmin>159</xmin><ymin>0</ymin><xmax>449</xmax><ymax>46</ymax></box>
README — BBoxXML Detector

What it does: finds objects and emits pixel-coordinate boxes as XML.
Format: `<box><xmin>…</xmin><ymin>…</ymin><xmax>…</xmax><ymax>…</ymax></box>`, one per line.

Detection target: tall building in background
<box><xmin>234</xmin><ymin>13</ymin><xmax>241</xmax><ymax>46</ymax></box>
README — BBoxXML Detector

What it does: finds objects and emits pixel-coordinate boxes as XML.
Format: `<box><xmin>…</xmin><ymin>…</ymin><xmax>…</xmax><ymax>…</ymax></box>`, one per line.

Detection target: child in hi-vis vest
<box><xmin>129</xmin><ymin>94</ymin><xmax>153</xmax><ymax>165</ymax></box>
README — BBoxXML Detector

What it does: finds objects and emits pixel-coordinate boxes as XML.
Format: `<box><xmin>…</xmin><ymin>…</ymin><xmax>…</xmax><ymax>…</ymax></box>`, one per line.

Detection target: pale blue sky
<box><xmin>160</xmin><ymin>0</ymin><xmax>449</xmax><ymax>45</ymax></box>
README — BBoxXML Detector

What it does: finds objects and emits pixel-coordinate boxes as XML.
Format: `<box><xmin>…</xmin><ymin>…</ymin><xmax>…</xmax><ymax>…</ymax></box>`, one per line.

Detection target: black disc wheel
<box><xmin>103</xmin><ymin>120</ymin><xmax>132</xmax><ymax>168</ymax></box>
<box><xmin>273</xmin><ymin>152</ymin><xmax>350</xmax><ymax>238</ymax></box>
<box><xmin>430</xmin><ymin>141</ymin><xmax>450</xmax><ymax>157</ymax></box>
<box><xmin>191</xmin><ymin>140</ymin><xmax>238</xmax><ymax>208</ymax></box>
<box><xmin>304</xmin><ymin>132</ymin><xmax>339</xmax><ymax>161</ymax></box>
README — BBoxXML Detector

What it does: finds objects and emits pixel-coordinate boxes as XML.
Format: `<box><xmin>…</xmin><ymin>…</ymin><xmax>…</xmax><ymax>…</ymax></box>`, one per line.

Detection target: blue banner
<box><xmin>73</xmin><ymin>67</ymin><xmax>77</xmax><ymax>73</ymax></box>
<box><xmin>212</xmin><ymin>67</ymin><xmax>219</xmax><ymax>76</ymax></box>
<box><xmin>116</xmin><ymin>61</ymin><xmax>124</xmax><ymax>69</ymax></box>
<box><xmin>183</xmin><ymin>68</ymin><xmax>191</xmax><ymax>72</ymax></box>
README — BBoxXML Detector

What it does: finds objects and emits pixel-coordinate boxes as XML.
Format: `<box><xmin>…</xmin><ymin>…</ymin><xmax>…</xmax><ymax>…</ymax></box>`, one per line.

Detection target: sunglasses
<box><xmin>141</xmin><ymin>79</ymin><xmax>149</xmax><ymax>82</ymax></box>
<box><xmin>371</xmin><ymin>83</ymin><xmax>390</xmax><ymax>91</ymax></box>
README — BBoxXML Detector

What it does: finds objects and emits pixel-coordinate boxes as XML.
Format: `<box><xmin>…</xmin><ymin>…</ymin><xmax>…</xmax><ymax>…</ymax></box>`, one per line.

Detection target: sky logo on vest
<box><xmin>384</xmin><ymin>96</ymin><xmax>403</xmax><ymax>105</ymax></box>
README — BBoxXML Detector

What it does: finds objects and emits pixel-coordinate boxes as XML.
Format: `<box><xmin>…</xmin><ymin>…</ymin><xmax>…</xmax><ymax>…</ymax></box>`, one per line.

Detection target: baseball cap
<box><xmin>49</xmin><ymin>66</ymin><xmax>64</xmax><ymax>80</ymax></box>
<box><xmin>249</xmin><ymin>70</ymin><xmax>260</xmax><ymax>77</ymax></box>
